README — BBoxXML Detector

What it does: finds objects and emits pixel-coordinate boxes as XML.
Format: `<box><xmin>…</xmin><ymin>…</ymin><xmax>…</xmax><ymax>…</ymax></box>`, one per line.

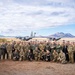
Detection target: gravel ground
<box><xmin>0</xmin><ymin>60</ymin><xmax>75</xmax><ymax>75</ymax></box>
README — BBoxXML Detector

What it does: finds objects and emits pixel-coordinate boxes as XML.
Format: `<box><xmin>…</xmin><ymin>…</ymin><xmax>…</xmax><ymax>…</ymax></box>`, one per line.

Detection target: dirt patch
<box><xmin>0</xmin><ymin>61</ymin><xmax>75</xmax><ymax>75</ymax></box>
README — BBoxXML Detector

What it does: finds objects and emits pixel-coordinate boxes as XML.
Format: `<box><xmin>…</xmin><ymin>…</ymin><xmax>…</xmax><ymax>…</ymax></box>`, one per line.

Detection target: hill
<box><xmin>49</xmin><ymin>32</ymin><xmax>75</xmax><ymax>38</ymax></box>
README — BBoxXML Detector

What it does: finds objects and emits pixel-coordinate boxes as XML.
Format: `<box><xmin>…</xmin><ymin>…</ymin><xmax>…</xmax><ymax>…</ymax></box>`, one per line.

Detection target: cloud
<box><xmin>0</xmin><ymin>0</ymin><xmax>75</xmax><ymax>36</ymax></box>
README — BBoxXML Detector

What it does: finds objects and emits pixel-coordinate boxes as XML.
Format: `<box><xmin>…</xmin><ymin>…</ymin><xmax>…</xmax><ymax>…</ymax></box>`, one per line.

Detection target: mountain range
<box><xmin>0</xmin><ymin>32</ymin><xmax>75</xmax><ymax>38</ymax></box>
<box><xmin>49</xmin><ymin>32</ymin><xmax>75</xmax><ymax>38</ymax></box>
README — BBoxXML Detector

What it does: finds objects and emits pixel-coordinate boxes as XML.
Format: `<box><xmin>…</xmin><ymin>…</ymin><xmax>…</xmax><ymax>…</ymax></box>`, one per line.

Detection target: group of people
<box><xmin>0</xmin><ymin>40</ymin><xmax>75</xmax><ymax>64</ymax></box>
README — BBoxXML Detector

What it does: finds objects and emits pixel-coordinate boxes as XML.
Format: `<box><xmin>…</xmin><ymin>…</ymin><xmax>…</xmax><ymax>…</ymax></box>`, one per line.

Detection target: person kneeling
<box><xmin>27</xmin><ymin>50</ymin><xmax>33</xmax><ymax>61</ymax></box>
<box><xmin>13</xmin><ymin>50</ymin><xmax>20</xmax><ymax>61</ymax></box>
<box><xmin>45</xmin><ymin>50</ymin><xmax>51</xmax><ymax>62</ymax></box>
<box><xmin>58</xmin><ymin>50</ymin><xmax>67</xmax><ymax>64</ymax></box>
<box><xmin>53</xmin><ymin>50</ymin><xmax>58</xmax><ymax>62</ymax></box>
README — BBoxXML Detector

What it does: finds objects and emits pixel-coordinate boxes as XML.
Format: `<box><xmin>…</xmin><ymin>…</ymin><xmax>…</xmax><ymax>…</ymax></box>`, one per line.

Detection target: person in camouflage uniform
<box><xmin>19</xmin><ymin>48</ymin><xmax>25</xmax><ymax>61</ymax></box>
<box><xmin>50</xmin><ymin>42</ymin><xmax>57</xmax><ymax>60</ymax></box>
<box><xmin>45</xmin><ymin>50</ymin><xmax>51</xmax><ymax>61</ymax></box>
<box><xmin>53</xmin><ymin>50</ymin><xmax>58</xmax><ymax>62</ymax></box>
<box><xmin>58</xmin><ymin>50</ymin><xmax>67</xmax><ymax>64</ymax></box>
<box><xmin>38</xmin><ymin>42</ymin><xmax>45</xmax><ymax>51</ymax></box>
<box><xmin>0</xmin><ymin>43</ymin><xmax>2</xmax><ymax>60</ymax></box>
<box><xmin>56</xmin><ymin>43</ymin><xmax>62</xmax><ymax>54</ymax></box>
<box><xmin>62</xmin><ymin>42</ymin><xmax>69</xmax><ymax>62</ymax></box>
<box><xmin>27</xmin><ymin>49</ymin><xmax>33</xmax><ymax>61</ymax></box>
<box><xmin>13</xmin><ymin>49</ymin><xmax>20</xmax><ymax>61</ymax></box>
<box><xmin>40</xmin><ymin>49</ymin><xmax>46</xmax><ymax>61</ymax></box>
<box><xmin>72</xmin><ymin>42</ymin><xmax>75</xmax><ymax>62</ymax></box>
<box><xmin>68</xmin><ymin>43</ymin><xmax>74</xmax><ymax>63</ymax></box>
<box><xmin>44</xmin><ymin>43</ymin><xmax>51</xmax><ymax>52</ymax></box>
<box><xmin>33</xmin><ymin>47</ymin><xmax>40</xmax><ymax>61</ymax></box>
<box><xmin>6</xmin><ymin>43</ymin><xmax>13</xmax><ymax>60</ymax></box>
<box><xmin>0</xmin><ymin>42</ymin><xmax>7</xmax><ymax>60</ymax></box>
<box><xmin>24</xmin><ymin>43</ymin><xmax>30</xmax><ymax>60</ymax></box>
<box><xmin>14</xmin><ymin>42</ymin><xmax>20</xmax><ymax>51</ymax></box>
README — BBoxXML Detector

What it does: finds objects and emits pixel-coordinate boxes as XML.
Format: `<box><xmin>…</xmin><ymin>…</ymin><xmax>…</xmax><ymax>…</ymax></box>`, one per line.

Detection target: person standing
<box><xmin>68</xmin><ymin>43</ymin><xmax>74</xmax><ymax>63</ymax></box>
<box><xmin>1</xmin><ymin>42</ymin><xmax>7</xmax><ymax>59</ymax></box>
<box><xmin>72</xmin><ymin>42</ymin><xmax>75</xmax><ymax>62</ymax></box>
<box><xmin>62</xmin><ymin>42</ymin><xmax>69</xmax><ymax>62</ymax></box>
<box><xmin>0</xmin><ymin>43</ymin><xmax>2</xmax><ymax>60</ymax></box>
<box><xmin>6</xmin><ymin>43</ymin><xmax>12</xmax><ymax>60</ymax></box>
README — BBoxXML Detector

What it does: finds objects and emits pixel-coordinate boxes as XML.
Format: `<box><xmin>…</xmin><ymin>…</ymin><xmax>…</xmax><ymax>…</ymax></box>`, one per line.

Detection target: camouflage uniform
<box><xmin>58</xmin><ymin>50</ymin><xmax>67</xmax><ymax>64</ymax></box>
<box><xmin>56</xmin><ymin>44</ymin><xmax>62</xmax><ymax>54</ymax></box>
<box><xmin>14</xmin><ymin>43</ymin><xmax>20</xmax><ymax>51</ymax></box>
<box><xmin>53</xmin><ymin>50</ymin><xmax>58</xmax><ymax>62</ymax></box>
<box><xmin>50</xmin><ymin>43</ymin><xmax>56</xmax><ymax>60</ymax></box>
<box><xmin>22</xmin><ymin>44</ymin><xmax>26</xmax><ymax>60</ymax></box>
<box><xmin>68</xmin><ymin>44</ymin><xmax>74</xmax><ymax>63</ymax></box>
<box><xmin>40</xmin><ymin>50</ymin><xmax>46</xmax><ymax>61</ymax></box>
<box><xmin>27</xmin><ymin>50</ymin><xmax>33</xmax><ymax>61</ymax></box>
<box><xmin>39</xmin><ymin>44</ymin><xmax>44</xmax><ymax>51</ymax></box>
<box><xmin>0</xmin><ymin>44</ymin><xmax>2</xmax><ymax>60</ymax></box>
<box><xmin>33</xmin><ymin>47</ymin><xmax>40</xmax><ymax>61</ymax></box>
<box><xmin>24</xmin><ymin>43</ymin><xmax>30</xmax><ymax>60</ymax></box>
<box><xmin>45</xmin><ymin>43</ymin><xmax>51</xmax><ymax>52</ymax></box>
<box><xmin>6</xmin><ymin>43</ymin><xmax>12</xmax><ymax>59</ymax></box>
<box><xmin>45</xmin><ymin>50</ymin><xmax>51</xmax><ymax>61</ymax></box>
<box><xmin>19</xmin><ymin>43</ymin><xmax>25</xmax><ymax>60</ymax></box>
<box><xmin>72</xmin><ymin>43</ymin><xmax>75</xmax><ymax>62</ymax></box>
<box><xmin>19</xmin><ymin>48</ymin><xmax>25</xmax><ymax>61</ymax></box>
<box><xmin>1</xmin><ymin>43</ymin><xmax>7</xmax><ymax>60</ymax></box>
<box><xmin>13</xmin><ymin>50</ymin><xmax>20</xmax><ymax>61</ymax></box>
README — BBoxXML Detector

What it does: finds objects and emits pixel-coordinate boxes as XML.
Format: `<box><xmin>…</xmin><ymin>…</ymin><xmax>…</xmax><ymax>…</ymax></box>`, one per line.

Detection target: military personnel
<box><xmin>53</xmin><ymin>50</ymin><xmax>58</xmax><ymax>62</ymax></box>
<box><xmin>6</xmin><ymin>43</ymin><xmax>13</xmax><ymax>60</ymax></box>
<box><xmin>28</xmin><ymin>42</ymin><xmax>35</xmax><ymax>59</ymax></box>
<box><xmin>56</xmin><ymin>43</ymin><xmax>62</xmax><ymax>54</ymax></box>
<box><xmin>58</xmin><ymin>50</ymin><xmax>67</xmax><ymax>64</ymax></box>
<box><xmin>19</xmin><ymin>48</ymin><xmax>25</xmax><ymax>61</ymax></box>
<box><xmin>0</xmin><ymin>42</ymin><xmax>7</xmax><ymax>59</ymax></box>
<box><xmin>50</xmin><ymin>42</ymin><xmax>57</xmax><ymax>60</ymax></box>
<box><xmin>62</xmin><ymin>42</ymin><xmax>69</xmax><ymax>62</ymax></box>
<box><xmin>11</xmin><ymin>42</ymin><xmax>15</xmax><ymax>54</ymax></box>
<box><xmin>45</xmin><ymin>50</ymin><xmax>51</xmax><ymax>61</ymax></box>
<box><xmin>13</xmin><ymin>49</ymin><xmax>20</xmax><ymax>61</ymax></box>
<box><xmin>68</xmin><ymin>43</ymin><xmax>74</xmax><ymax>63</ymax></box>
<box><xmin>44</xmin><ymin>43</ymin><xmax>51</xmax><ymax>52</ymax></box>
<box><xmin>72</xmin><ymin>42</ymin><xmax>75</xmax><ymax>62</ymax></box>
<box><xmin>51</xmin><ymin>42</ymin><xmax>57</xmax><ymax>52</ymax></box>
<box><xmin>14</xmin><ymin>43</ymin><xmax>20</xmax><ymax>51</ymax></box>
<box><xmin>27</xmin><ymin>50</ymin><xmax>33</xmax><ymax>61</ymax></box>
<box><xmin>40</xmin><ymin>49</ymin><xmax>46</xmax><ymax>61</ymax></box>
<box><xmin>24</xmin><ymin>43</ymin><xmax>30</xmax><ymax>60</ymax></box>
<box><xmin>38</xmin><ymin>43</ymin><xmax>44</xmax><ymax>51</ymax></box>
<box><xmin>0</xmin><ymin>43</ymin><xmax>2</xmax><ymax>60</ymax></box>
<box><xmin>33</xmin><ymin>47</ymin><xmax>40</xmax><ymax>61</ymax></box>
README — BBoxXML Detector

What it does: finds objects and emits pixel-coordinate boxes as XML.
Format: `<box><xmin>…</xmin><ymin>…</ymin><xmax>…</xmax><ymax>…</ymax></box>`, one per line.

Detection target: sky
<box><xmin>0</xmin><ymin>0</ymin><xmax>75</xmax><ymax>36</ymax></box>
